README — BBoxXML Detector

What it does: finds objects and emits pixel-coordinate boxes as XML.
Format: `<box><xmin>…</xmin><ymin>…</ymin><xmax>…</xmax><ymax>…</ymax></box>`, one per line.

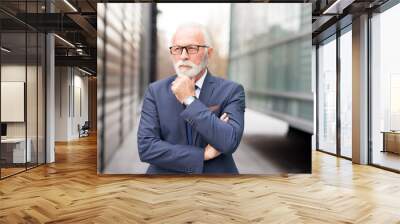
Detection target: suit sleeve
<box><xmin>137</xmin><ymin>85</ymin><xmax>204</xmax><ymax>174</ymax></box>
<box><xmin>180</xmin><ymin>84</ymin><xmax>246</xmax><ymax>154</ymax></box>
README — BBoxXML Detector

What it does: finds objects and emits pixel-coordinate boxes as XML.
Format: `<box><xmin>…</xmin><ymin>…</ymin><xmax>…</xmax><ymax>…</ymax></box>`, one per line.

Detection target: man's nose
<box><xmin>180</xmin><ymin>48</ymin><xmax>189</xmax><ymax>60</ymax></box>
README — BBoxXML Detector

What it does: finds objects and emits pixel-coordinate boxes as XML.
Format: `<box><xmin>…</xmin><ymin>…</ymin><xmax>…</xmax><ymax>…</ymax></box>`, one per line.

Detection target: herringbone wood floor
<box><xmin>1</xmin><ymin>134</ymin><xmax>400</xmax><ymax>224</ymax></box>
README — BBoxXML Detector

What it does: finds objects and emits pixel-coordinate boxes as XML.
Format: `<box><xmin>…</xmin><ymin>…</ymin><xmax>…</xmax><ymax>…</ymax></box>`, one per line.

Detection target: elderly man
<box><xmin>137</xmin><ymin>23</ymin><xmax>245</xmax><ymax>174</ymax></box>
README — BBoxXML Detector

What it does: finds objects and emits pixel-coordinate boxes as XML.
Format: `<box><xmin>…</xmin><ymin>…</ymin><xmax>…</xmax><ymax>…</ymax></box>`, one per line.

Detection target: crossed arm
<box><xmin>137</xmin><ymin>84</ymin><xmax>245</xmax><ymax>174</ymax></box>
<box><xmin>179</xmin><ymin>84</ymin><xmax>245</xmax><ymax>154</ymax></box>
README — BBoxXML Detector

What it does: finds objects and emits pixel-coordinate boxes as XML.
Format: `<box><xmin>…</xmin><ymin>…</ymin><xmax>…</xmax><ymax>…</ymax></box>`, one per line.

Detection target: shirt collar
<box><xmin>195</xmin><ymin>69</ymin><xmax>207</xmax><ymax>90</ymax></box>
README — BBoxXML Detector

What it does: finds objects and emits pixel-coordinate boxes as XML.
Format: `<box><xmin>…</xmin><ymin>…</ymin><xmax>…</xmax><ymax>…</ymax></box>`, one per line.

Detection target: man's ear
<box><xmin>207</xmin><ymin>47</ymin><xmax>214</xmax><ymax>59</ymax></box>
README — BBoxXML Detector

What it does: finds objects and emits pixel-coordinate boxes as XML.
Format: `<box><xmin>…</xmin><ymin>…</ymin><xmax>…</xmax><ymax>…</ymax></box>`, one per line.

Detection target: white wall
<box><xmin>71</xmin><ymin>72</ymin><xmax>89</xmax><ymax>138</ymax></box>
<box><xmin>1</xmin><ymin>65</ymin><xmax>26</xmax><ymax>136</ymax></box>
<box><xmin>55</xmin><ymin>66</ymin><xmax>69</xmax><ymax>141</ymax></box>
<box><xmin>1</xmin><ymin>65</ymin><xmax>37</xmax><ymax>138</ymax></box>
<box><xmin>55</xmin><ymin>67</ymin><xmax>89</xmax><ymax>141</ymax></box>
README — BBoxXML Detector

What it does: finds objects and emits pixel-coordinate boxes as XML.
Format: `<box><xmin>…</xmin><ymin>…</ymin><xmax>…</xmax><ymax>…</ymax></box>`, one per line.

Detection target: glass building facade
<box><xmin>97</xmin><ymin>3</ymin><xmax>156</xmax><ymax>173</ymax></box>
<box><xmin>228</xmin><ymin>3</ymin><xmax>312</xmax><ymax>133</ymax></box>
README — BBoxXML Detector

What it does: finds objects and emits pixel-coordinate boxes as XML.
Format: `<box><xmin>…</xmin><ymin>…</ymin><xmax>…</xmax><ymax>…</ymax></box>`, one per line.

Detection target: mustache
<box><xmin>175</xmin><ymin>60</ymin><xmax>196</xmax><ymax>68</ymax></box>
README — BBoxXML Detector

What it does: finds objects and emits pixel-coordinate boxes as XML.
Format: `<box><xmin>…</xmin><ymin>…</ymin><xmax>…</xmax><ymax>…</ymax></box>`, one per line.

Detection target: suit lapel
<box><xmin>199</xmin><ymin>72</ymin><xmax>216</xmax><ymax>106</ymax></box>
<box><xmin>194</xmin><ymin>72</ymin><xmax>217</xmax><ymax>145</ymax></box>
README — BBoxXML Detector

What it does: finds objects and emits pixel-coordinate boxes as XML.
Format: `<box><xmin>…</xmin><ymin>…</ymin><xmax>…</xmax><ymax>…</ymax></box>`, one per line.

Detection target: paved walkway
<box><xmin>104</xmin><ymin>109</ymin><xmax>294</xmax><ymax>174</ymax></box>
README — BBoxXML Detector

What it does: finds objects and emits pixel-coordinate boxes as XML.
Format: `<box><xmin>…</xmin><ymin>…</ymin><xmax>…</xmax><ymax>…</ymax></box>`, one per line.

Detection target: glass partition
<box><xmin>1</xmin><ymin>30</ymin><xmax>28</xmax><ymax>177</ymax></box>
<box><xmin>0</xmin><ymin>1</ymin><xmax>46</xmax><ymax>179</ymax></box>
<box><xmin>27</xmin><ymin>30</ymin><xmax>38</xmax><ymax>169</ymax></box>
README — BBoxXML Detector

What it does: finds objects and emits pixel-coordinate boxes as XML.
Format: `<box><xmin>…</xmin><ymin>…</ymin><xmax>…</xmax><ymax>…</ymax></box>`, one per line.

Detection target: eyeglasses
<box><xmin>169</xmin><ymin>45</ymin><xmax>209</xmax><ymax>55</ymax></box>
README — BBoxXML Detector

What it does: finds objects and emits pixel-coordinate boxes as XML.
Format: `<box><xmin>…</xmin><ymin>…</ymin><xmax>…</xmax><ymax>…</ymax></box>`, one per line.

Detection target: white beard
<box><xmin>174</xmin><ymin>53</ymin><xmax>208</xmax><ymax>78</ymax></box>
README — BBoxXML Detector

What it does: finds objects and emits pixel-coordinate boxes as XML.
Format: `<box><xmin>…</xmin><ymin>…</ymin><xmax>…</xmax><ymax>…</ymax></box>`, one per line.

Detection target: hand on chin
<box><xmin>171</xmin><ymin>75</ymin><xmax>195</xmax><ymax>103</ymax></box>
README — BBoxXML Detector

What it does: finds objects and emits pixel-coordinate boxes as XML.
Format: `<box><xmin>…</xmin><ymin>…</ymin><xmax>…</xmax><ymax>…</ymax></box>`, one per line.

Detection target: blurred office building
<box><xmin>228</xmin><ymin>4</ymin><xmax>312</xmax><ymax>173</ymax></box>
<box><xmin>97</xmin><ymin>3</ymin><xmax>156</xmax><ymax>173</ymax></box>
<box><xmin>229</xmin><ymin>4</ymin><xmax>312</xmax><ymax>133</ymax></box>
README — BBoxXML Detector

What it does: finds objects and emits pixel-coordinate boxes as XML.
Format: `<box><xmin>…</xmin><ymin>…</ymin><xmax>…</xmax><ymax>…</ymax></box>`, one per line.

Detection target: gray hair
<box><xmin>170</xmin><ymin>23</ymin><xmax>212</xmax><ymax>47</ymax></box>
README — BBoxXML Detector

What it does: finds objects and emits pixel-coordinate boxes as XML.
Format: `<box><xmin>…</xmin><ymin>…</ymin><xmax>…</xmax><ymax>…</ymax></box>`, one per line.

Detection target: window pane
<box><xmin>318</xmin><ymin>37</ymin><xmax>337</xmax><ymax>154</ymax></box>
<box><xmin>340</xmin><ymin>29</ymin><xmax>352</xmax><ymax>158</ymax></box>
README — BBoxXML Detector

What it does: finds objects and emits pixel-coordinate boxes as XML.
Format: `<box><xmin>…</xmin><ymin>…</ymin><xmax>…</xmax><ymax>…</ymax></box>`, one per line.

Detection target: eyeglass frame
<box><xmin>169</xmin><ymin>45</ymin><xmax>209</xmax><ymax>55</ymax></box>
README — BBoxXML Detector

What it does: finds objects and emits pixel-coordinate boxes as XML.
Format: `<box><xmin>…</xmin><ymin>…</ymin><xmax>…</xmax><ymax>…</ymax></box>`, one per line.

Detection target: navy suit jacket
<box><xmin>137</xmin><ymin>72</ymin><xmax>245</xmax><ymax>174</ymax></box>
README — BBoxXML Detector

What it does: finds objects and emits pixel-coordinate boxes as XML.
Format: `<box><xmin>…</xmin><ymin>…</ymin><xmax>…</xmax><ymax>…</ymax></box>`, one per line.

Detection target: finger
<box><xmin>220</xmin><ymin>113</ymin><xmax>227</xmax><ymax>120</ymax></box>
<box><xmin>223</xmin><ymin>116</ymin><xmax>229</xmax><ymax>122</ymax></box>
